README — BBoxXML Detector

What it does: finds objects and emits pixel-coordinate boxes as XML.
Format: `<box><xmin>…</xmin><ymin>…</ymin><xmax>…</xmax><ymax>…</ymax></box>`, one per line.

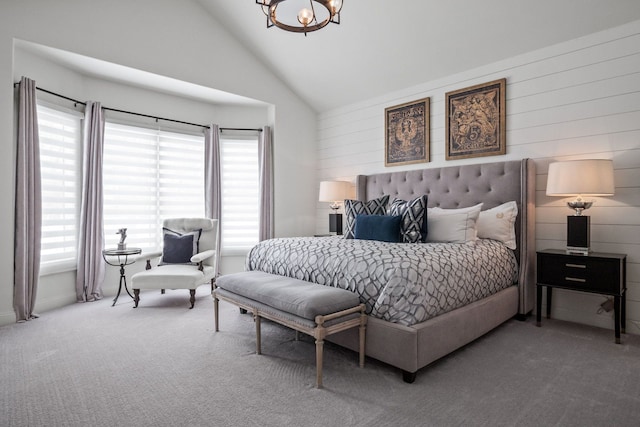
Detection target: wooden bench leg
<box><xmin>254</xmin><ymin>311</ymin><xmax>262</xmax><ymax>355</ymax></box>
<box><xmin>315</xmin><ymin>338</ymin><xmax>324</xmax><ymax>389</ymax></box>
<box><xmin>213</xmin><ymin>294</ymin><xmax>219</xmax><ymax>332</ymax></box>
<box><xmin>359</xmin><ymin>323</ymin><xmax>366</xmax><ymax>368</ymax></box>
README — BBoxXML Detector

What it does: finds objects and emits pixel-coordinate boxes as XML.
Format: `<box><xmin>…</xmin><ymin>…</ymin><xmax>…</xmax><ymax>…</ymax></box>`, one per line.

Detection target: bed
<box><xmin>247</xmin><ymin>158</ymin><xmax>536</xmax><ymax>382</ymax></box>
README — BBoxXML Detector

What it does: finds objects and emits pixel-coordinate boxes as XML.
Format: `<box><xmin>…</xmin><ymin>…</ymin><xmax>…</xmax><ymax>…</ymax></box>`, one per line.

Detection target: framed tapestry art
<box><xmin>385</xmin><ymin>97</ymin><xmax>430</xmax><ymax>167</ymax></box>
<box><xmin>445</xmin><ymin>78</ymin><xmax>506</xmax><ymax>160</ymax></box>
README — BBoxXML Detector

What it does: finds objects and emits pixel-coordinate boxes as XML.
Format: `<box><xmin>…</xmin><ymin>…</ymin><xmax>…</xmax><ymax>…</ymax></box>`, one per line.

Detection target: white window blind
<box><xmin>221</xmin><ymin>137</ymin><xmax>259</xmax><ymax>255</ymax></box>
<box><xmin>103</xmin><ymin>122</ymin><xmax>205</xmax><ymax>252</ymax></box>
<box><xmin>37</xmin><ymin>104</ymin><xmax>82</xmax><ymax>272</ymax></box>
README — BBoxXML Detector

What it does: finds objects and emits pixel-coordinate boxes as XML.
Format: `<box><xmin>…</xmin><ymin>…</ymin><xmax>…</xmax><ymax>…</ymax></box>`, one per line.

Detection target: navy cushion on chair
<box><xmin>159</xmin><ymin>228</ymin><xmax>202</xmax><ymax>265</ymax></box>
<box><xmin>354</xmin><ymin>214</ymin><xmax>402</xmax><ymax>243</ymax></box>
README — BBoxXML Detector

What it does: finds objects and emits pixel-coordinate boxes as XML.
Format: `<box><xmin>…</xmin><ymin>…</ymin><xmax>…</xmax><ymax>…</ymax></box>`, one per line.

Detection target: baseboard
<box><xmin>0</xmin><ymin>310</ymin><xmax>15</xmax><ymax>326</ymax></box>
<box><xmin>34</xmin><ymin>294</ymin><xmax>76</xmax><ymax>314</ymax></box>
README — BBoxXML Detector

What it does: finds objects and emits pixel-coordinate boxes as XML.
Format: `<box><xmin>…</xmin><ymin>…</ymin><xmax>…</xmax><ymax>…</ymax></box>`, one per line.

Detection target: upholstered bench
<box><xmin>213</xmin><ymin>271</ymin><xmax>367</xmax><ymax>388</ymax></box>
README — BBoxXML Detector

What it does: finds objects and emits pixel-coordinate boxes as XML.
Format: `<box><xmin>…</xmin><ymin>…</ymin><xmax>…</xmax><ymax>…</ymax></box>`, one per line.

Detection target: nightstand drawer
<box><xmin>537</xmin><ymin>253</ymin><xmax>621</xmax><ymax>294</ymax></box>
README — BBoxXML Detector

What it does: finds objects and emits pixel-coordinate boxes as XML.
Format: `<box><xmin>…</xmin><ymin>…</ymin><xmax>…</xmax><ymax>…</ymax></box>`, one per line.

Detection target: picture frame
<box><xmin>445</xmin><ymin>78</ymin><xmax>506</xmax><ymax>160</ymax></box>
<box><xmin>385</xmin><ymin>97</ymin><xmax>430</xmax><ymax>167</ymax></box>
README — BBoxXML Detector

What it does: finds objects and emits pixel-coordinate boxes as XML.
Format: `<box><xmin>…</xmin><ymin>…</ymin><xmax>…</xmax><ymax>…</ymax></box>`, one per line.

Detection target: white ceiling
<box><xmin>197</xmin><ymin>0</ymin><xmax>640</xmax><ymax>112</ymax></box>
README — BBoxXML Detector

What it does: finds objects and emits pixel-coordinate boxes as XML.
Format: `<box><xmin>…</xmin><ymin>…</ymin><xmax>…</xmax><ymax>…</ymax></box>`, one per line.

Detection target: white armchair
<box><xmin>131</xmin><ymin>218</ymin><xmax>218</xmax><ymax>309</ymax></box>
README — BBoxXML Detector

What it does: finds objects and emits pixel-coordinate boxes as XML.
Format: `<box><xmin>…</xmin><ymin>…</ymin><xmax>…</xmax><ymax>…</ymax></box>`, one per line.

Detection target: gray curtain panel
<box><xmin>14</xmin><ymin>76</ymin><xmax>42</xmax><ymax>322</ymax></box>
<box><xmin>76</xmin><ymin>101</ymin><xmax>105</xmax><ymax>302</ymax></box>
<box><xmin>258</xmin><ymin>126</ymin><xmax>273</xmax><ymax>241</ymax></box>
<box><xmin>204</xmin><ymin>124</ymin><xmax>221</xmax><ymax>274</ymax></box>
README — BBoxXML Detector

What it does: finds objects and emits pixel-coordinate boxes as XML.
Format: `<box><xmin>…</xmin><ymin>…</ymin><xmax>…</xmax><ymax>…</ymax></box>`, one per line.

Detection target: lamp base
<box><xmin>566</xmin><ymin>215</ymin><xmax>590</xmax><ymax>255</ymax></box>
<box><xmin>329</xmin><ymin>213</ymin><xmax>343</xmax><ymax>235</ymax></box>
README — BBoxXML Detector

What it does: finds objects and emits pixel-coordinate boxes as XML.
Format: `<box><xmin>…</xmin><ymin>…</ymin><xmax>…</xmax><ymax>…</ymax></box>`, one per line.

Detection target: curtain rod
<box><xmin>13</xmin><ymin>82</ymin><xmax>262</xmax><ymax>132</ymax></box>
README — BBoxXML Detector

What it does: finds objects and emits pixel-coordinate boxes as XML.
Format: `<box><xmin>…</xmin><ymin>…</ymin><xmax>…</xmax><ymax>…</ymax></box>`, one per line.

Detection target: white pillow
<box><xmin>476</xmin><ymin>201</ymin><xmax>518</xmax><ymax>250</ymax></box>
<box><xmin>426</xmin><ymin>203</ymin><xmax>483</xmax><ymax>244</ymax></box>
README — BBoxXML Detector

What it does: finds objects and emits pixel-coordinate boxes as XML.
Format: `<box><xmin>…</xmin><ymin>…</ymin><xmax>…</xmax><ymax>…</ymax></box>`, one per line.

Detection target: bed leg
<box><xmin>515</xmin><ymin>309</ymin><xmax>532</xmax><ymax>321</ymax></box>
<box><xmin>402</xmin><ymin>370</ymin><xmax>417</xmax><ymax>384</ymax></box>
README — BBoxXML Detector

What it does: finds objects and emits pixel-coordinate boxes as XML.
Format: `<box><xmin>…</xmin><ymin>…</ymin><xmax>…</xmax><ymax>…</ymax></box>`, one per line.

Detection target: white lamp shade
<box><xmin>546</xmin><ymin>159</ymin><xmax>615</xmax><ymax>196</ymax></box>
<box><xmin>319</xmin><ymin>181</ymin><xmax>351</xmax><ymax>202</ymax></box>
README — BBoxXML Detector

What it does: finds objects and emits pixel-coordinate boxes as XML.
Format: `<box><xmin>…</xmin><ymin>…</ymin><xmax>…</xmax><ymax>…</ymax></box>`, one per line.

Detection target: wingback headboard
<box><xmin>355</xmin><ymin>158</ymin><xmax>536</xmax><ymax>316</ymax></box>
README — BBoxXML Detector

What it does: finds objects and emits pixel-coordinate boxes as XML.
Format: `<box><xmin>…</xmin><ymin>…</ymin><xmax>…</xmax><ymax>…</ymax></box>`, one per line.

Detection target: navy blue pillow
<box><xmin>159</xmin><ymin>228</ymin><xmax>202</xmax><ymax>265</ymax></box>
<box><xmin>354</xmin><ymin>214</ymin><xmax>402</xmax><ymax>243</ymax></box>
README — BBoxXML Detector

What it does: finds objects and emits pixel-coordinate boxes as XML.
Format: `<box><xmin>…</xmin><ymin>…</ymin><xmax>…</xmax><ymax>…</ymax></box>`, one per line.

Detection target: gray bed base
<box><xmin>326</xmin><ymin>158</ymin><xmax>536</xmax><ymax>382</ymax></box>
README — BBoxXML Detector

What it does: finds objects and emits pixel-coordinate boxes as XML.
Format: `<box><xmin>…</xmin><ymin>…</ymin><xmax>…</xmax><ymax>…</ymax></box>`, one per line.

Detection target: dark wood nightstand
<box><xmin>536</xmin><ymin>249</ymin><xmax>627</xmax><ymax>343</ymax></box>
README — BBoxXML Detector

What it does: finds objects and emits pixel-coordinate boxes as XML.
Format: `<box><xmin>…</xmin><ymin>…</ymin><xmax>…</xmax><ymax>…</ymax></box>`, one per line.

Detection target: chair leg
<box><xmin>188</xmin><ymin>289</ymin><xmax>196</xmax><ymax>309</ymax></box>
<box><xmin>161</xmin><ymin>289</ymin><xmax>165</xmax><ymax>294</ymax></box>
<box><xmin>133</xmin><ymin>289</ymin><xmax>140</xmax><ymax>308</ymax></box>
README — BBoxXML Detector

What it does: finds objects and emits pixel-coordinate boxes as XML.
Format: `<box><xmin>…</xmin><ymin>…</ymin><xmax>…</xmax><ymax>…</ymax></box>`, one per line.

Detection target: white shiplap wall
<box><xmin>316</xmin><ymin>20</ymin><xmax>640</xmax><ymax>334</ymax></box>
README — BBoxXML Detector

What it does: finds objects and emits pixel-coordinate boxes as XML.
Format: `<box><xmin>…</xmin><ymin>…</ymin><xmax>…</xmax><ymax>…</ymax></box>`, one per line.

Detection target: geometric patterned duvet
<box><xmin>246</xmin><ymin>237</ymin><xmax>518</xmax><ymax>326</ymax></box>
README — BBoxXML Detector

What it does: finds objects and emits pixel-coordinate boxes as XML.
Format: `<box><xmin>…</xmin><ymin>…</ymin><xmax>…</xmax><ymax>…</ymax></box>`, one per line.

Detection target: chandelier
<box><xmin>256</xmin><ymin>0</ymin><xmax>343</xmax><ymax>36</ymax></box>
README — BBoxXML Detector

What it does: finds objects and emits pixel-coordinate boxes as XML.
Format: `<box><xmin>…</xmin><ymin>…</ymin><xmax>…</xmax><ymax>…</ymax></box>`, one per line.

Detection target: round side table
<box><xmin>102</xmin><ymin>247</ymin><xmax>142</xmax><ymax>306</ymax></box>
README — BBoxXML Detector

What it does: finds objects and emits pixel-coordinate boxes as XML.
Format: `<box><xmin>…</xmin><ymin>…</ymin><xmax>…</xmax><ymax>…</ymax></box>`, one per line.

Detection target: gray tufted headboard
<box><xmin>355</xmin><ymin>158</ymin><xmax>536</xmax><ymax>316</ymax></box>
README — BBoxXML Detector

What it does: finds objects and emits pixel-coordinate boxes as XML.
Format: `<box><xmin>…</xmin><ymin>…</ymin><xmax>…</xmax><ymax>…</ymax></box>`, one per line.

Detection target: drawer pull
<box><xmin>566</xmin><ymin>263</ymin><xmax>586</xmax><ymax>269</ymax></box>
<box><xmin>565</xmin><ymin>277</ymin><xmax>586</xmax><ymax>283</ymax></box>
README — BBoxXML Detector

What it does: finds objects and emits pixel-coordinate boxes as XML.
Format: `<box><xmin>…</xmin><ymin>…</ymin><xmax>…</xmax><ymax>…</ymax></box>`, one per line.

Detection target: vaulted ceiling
<box><xmin>198</xmin><ymin>0</ymin><xmax>640</xmax><ymax>112</ymax></box>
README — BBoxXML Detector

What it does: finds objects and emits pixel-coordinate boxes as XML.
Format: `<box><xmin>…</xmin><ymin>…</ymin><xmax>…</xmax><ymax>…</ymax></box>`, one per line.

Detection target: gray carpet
<box><xmin>2</xmin><ymin>285</ymin><xmax>640</xmax><ymax>427</ymax></box>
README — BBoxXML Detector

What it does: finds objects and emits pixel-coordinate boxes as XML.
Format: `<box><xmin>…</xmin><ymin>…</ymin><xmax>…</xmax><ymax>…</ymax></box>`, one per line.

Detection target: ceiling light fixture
<box><xmin>256</xmin><ymin>0</ymin><xmax>343</xmax><ymax>36</ymax></box>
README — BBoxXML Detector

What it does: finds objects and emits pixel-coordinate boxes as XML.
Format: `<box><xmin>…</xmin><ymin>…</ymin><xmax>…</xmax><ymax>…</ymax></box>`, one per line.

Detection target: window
<box><xmin>37</xmin><ymin>104</ymin><xmax>82</xmax><ymax>273</ymax></box>
<box><xmin>36</xmin><ymin>104</ymin><xmax>260</xmax><ymax>267</ymax></box>
<box><xmin>221</xmin><ymin>136</ymin><xmax>260</xmax><ymax>255</ymax></box>
<box><xmin>102</xmin><ymin>122</ymin><xmax>205</xmax><ymax>252</ymax></box>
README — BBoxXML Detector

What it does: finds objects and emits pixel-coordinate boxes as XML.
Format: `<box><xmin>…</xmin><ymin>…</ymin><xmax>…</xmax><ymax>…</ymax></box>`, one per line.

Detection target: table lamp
<box><xmin>319</xmin><ymin>180</ymin><xmax>351</xmax><ymax>235</ymax></box>
<box><xmin>546</xmin><ymin>159</ymin><xmax>615</xmax><ymax>255</ymax></box>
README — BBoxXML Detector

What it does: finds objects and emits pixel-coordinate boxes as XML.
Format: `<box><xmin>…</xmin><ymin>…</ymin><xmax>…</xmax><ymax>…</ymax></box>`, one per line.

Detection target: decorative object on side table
<box><xmin>536</xmin><ymin>249</ymin><xmax>626</xmax><ymax>343</ymax></box>
<box><xmin>445</xmin><ymin>78</ymin><xmax>506</xmax><ymax>160</ymax></box>
<box><xmin>319</xmin><ymin>180</ymin><xmax>352</xmax><ymax>235</ymax></box>
<box><xmin>116</xmin><ymin>228</ymin><xmax>127</xmax><ymax>250</ymax></box>
<box><xmin>102</xmin><ymin>247</ymin><xmax>142</xmax><ymax>307</ymax></box>
<box><xmin>385</xmin><ymin>97</ymin><xmax>430</xmax><ymax>167</ymax></box>
<box><xmin>546</xmin><ymin>159</ymin><xmax>615</xmax><ymax>255</ymax></box>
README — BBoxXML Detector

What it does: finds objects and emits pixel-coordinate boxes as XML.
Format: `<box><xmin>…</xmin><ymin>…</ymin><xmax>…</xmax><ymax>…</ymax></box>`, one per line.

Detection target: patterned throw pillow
<box><xmin>389</xmin><ymin>196</ymin><xmax>428</xmax><ymax>243</ymax></box>
<box><xmin>343</xmin><ymin>195</ymin><xmax>389</xmax><ymax>239</ymax></box>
